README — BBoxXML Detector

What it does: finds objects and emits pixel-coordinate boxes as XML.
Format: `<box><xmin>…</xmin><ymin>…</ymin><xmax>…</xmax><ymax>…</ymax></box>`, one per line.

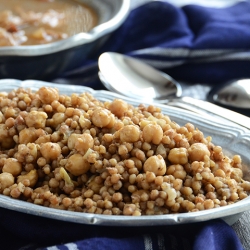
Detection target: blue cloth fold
<box><xmin>0</xmin><ymin>207</ymin><xmax>244</xmax><ymax>250</ymax></box>
<box><xmin>55</xmin><ymin>1</ymin><xmax>250</xmax><ymax>87</ymax></box>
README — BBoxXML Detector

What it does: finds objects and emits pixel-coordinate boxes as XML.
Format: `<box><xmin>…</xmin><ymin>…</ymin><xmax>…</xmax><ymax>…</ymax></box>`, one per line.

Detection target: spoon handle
<box><xmin>167</xmin><ymin>97</ymin><xmax>250</xmax><ymax>130</ymax></box>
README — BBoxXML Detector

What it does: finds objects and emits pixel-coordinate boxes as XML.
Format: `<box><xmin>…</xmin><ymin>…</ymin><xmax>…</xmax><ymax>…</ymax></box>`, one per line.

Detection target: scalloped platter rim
<box><xmin>0</xmin><ymin>79</ymin><xmax>249</xmax><ymax>226</ymax></box>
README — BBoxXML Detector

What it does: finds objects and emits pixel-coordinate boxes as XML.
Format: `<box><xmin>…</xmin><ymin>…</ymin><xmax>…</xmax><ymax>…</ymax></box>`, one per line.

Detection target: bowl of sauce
<box><xmin>0</xmin><ymin>0</ymin><xmax>130</xmax><ymax>80</ymax></box>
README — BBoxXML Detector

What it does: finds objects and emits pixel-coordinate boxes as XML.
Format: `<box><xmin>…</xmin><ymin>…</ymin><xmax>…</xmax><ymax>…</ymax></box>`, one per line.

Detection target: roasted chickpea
<box><xmin>75</xmin><ymin>133</ymin><xmax>94</xmax><ymax>155</ymax></box>
<box><xmin>168</xmin><ymin>147</ymin><xmax>188</xmax><ymax>165</ymax></box>
<box><xmin>40</xmin><ymin>142</ymin><xmax>61</xmax><ymax>161</ymax></box>
<box><xmin>143</xmin><ymin>155</ymin><xmax>166</xmax><ymax>176</ymax></box>
<box><xmin>142</xmin><ymin>124</ymin><xmax>163</xmax><ymax>144</ymax></box>
<box><xmin>2</xmin><ymin>158</ymin><xmax>22</xmax><ymax>176</ymax></box>
<box><xmin>188</xmin><ymin>143</ymin><xmax>210</xmax><ymax>162</ymax></box>
<box><xmin>25</xmin><ymin>110</ymin><xmax>48</xmax><ymax>129</ymax></box>
<box><xmin>38</xmin><ymin>87</ymin><xmax>59</xmax><ymax>104</ymax></box>
<box><xmin>17</xmin><ymin>169</ymin><xmax>38</xmax><ymax>187</ymax></box>
<box><xmin>19</xmin><ymin>128</ymin><xmax>38</xmax><ymax>144</ymax></box>
<box><xmin>109</xmin><ymin>99</ymin><xmax>128</xmax><ymax>118</ymax></box>
<box><xmin>0</xmin><ymin>172</ymin><xmax>14</xmax><ymax>191</ymax></box>
<box><xmin>65</xmin><ymin>154</ymin><xmax>90</xmax><ymax>176</ymax></box>
<box><xmin>91</xmin><ymin>108</ymin><xmax>112</xmax><ymax>128</ymax></box>
<box><xmin>166</xmin><ymin>164</ymin><xmax>186</xmax><ymax>180</ymax></box>
<box><xmin>120</xmin><ymin>125</ymin><xmax>140</xmax><ymax>143</ymax></box>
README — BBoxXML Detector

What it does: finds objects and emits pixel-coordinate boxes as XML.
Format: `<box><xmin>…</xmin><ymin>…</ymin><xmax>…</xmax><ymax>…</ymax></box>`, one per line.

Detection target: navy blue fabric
<box><xmin>55</xmin><ymin>1</ymin><xmax>250</xmax><ymax>87</ymax></box>
<box><xmin>0</xmin><ymin>207</ymin><xmax>244</xmax><ymax>250</ymax></box>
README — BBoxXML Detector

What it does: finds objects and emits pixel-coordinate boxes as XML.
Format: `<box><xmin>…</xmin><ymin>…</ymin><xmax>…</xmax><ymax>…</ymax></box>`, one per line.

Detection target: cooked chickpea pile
<box><xmin>0</xmin><ymin>86</ymin><xmax>249</xmax><ymax>216</ymax></box>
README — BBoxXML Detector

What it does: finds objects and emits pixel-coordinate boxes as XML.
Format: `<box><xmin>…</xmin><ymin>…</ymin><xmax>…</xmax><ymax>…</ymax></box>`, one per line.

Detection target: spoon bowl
<box><xmin>208</xmin><ymin>79</ymin><xmax>250</xmax><ymax>109</ymax></box>
<box><xmin>98</xmin><ymin>52</ymin><xmax>182</xmax><ymax>102</ymax></box>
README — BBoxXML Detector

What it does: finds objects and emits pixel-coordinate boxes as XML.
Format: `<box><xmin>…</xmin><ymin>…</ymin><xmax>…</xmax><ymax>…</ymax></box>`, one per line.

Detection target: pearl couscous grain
<box><xmin>0</xmin><ymin>86</ymin><xmax>249</xmax><ymax>216</ymax></box>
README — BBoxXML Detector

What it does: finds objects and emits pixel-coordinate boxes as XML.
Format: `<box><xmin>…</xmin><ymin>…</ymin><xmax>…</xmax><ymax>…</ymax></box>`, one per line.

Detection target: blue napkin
<box><xmin>56</xmin><ymin>1</ymin><xmax>250</xmax><ymax>88</ymax></box>
<box><xmin>0</xmin><ymin>207</ymin><xmax>244</xmax><ymax>250</ymax></box>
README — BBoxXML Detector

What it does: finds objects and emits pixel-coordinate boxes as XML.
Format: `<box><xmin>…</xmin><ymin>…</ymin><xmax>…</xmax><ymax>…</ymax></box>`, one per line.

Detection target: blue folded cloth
<box><xmin>0</xmin><ymin>207</ymin><xmax>244</xmax><ymax>250</ymax></box>
<box><xmin>56</xmin><ymin>1</ymin><xmax>250</xmax><ymax>88</ymax></box>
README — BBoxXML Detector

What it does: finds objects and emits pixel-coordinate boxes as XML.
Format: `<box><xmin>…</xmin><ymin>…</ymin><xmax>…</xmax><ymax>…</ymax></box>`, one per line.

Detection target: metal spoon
<box><xmin>98</xmin><ymin>52</ymin><xmax>182</xmax><ymax>102</ymax></box>
<box><xmin>208</xmin><ymin>79</ymin><xmax>250</xmax><ymax>109</ymax></box>
<box><xmin>98</xmin><ymin>52</ymin><xmax>250</xmax><ymax>129</ymax></box>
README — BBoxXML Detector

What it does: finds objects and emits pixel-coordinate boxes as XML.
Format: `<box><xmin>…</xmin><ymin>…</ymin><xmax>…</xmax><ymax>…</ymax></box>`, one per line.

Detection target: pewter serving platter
<box><xmin>0</xmin><ymin>79</ymin><xmax>250</xmax><ymax>226</ymax></box>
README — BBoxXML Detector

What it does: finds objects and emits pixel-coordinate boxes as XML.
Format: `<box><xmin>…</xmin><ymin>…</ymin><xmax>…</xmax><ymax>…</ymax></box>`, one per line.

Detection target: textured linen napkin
<box><xmin>55</xmin><ymin>0</ymin><xmax>250</xmax><ymax>89</ymax></box>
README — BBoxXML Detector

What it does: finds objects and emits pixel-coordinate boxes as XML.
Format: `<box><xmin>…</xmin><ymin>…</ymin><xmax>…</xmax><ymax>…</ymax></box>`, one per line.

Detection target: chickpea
<box><xmin>230</xmin><ymin>168</ymin><xmax>243</xmax><ymax>182</ymax></box>
<box><xmin>120</xmin><ymin>125</ymin><xmax>140</xmax><ymax>143</ymax></box>
<box><xmin>51</xmin><ymin>113</ymin><xmax>66</xmax><ymax>128</ymax></box>
<box><xmin>17</xmin><ymin>169</ymin><xmax>38</xmax><ymax>187</ymax></box>
<box><xmin>19</xmin><ymin>128</ymin><xmax>38</xmax><ymax>144</ymax></box>
<box><xmin>0</xmin><ymin>124</ymin><xmax>15</xmax><ymax>149</ymax></box>
<box><xmin>65</xmin><ymin>154</ymin><xmax>90</xmax><ymax>176</ymax></box>
<box><xmin>165</xmin><ymin>187</ymin><xmax>177</xmax><ymax>201</ymax></box>
<box><xmin>40</xmin><ymin>142</ymin><xmax>61</xmax><ymax>161</ymax></box>
<box><xmin>143</xmin><ymin>155</ymin><xmax>166</xmax><ymax>176</ymax></box>
<box><xmin>188</xmin><ymin>143</ymin><xmax>210</xmax><ymax>162</ymax></box>
<box><xmin>166</xmin><ymin>164</ymin><xmax>186</xmax><ymax>180</ymax></box>
<box><xmin>232</xmin><ymin>155</ymin><xmax>242</xmax><ymax>165</ymax></box>
<box><xmin>2</xmin><ymin>158</ymin><xmax>22</xmax><ymax>176</ymax></box>
<box><xmin>75</xmin><ymin>133</ymin><xmax>94</xmax><ymax>155</ymax></box>
<box><xmin>168</xmin><ymin>147</ymin><xmax>188</xmax><ymax>165</ymax></box>
<box><xmin>204</xmin><ymin>199</ymin><xmax>214</xmax><ymax>210</ymax></box>
<box><xmin>0</xmin><ymin>172</ymin><xmax>14</xmax><ymax>191</ymax></box>
<box><xmin>25</xmin><ymin>110</ymin><xmax>48</xmax><ymax>129</ymax></box>
<box><xmin>67</xmin><ymin>133</ymin><xmax>78</xmax><ymax>150</ymax></box>
<box><xmin>5</xmin><ymin>117</ymin><xmax>15</xmax><ymax>128</ymax></box>
<box><xmin>91</xmin><ymin>108</ymin><xmax>112</xmax><ymax>128</ymax></box>
<box><xmin>123</xmin><ymin>204</ymin><xmax>139</xmax><ymax>216</ymax></box>
<box><xmin>37</xmin><ymin>87</ymin><xmax>59</xmax><ymax>104</ymax></box>
<box><xmin>142</xmin><ymin>124</ymin><xmax>163</xmax><ymax>144</ymax></box>
<box><xmin>109</xmin><ymin>99</ymin><xmax>128</xmax><ymax>118</ymax></box>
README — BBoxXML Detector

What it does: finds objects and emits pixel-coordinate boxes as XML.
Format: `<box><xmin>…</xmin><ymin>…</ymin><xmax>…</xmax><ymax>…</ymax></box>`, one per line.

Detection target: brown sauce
<box><xmin>0</xmin><ymin>0</ymin><xmax>98</xmax><ymax>46</ymax></box>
